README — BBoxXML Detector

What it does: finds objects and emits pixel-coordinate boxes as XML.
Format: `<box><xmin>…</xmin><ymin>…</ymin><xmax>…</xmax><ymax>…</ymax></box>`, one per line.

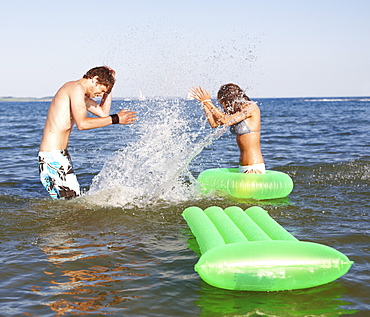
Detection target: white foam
<box><xmin>86</xmin><ymin>99</ymin><xmax>224</xmax><ymax>208</ymax></box>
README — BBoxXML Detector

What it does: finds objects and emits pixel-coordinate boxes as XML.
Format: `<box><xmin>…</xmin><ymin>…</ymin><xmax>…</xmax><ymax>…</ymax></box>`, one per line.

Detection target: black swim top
<box><xmin>229</xmin><ymin>120</ymin><xmax>260</xmax><ymax>136</ymax></box>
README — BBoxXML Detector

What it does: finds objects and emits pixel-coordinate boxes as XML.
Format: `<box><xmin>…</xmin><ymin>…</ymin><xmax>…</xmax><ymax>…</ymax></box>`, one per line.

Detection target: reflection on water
<box><xmin>33</xmin><ymin>228</ymin><xmax>157</xmax><ymax>315</ymax></box>
<box><xmin>44</xmin><ymin>263</ymin><xmax>145</xmax><ymax>315</ymax></box>
<box><xmin>196</xmin><ymin>281</ymin><xmax>358</xmax><ymax>317</ymax></box>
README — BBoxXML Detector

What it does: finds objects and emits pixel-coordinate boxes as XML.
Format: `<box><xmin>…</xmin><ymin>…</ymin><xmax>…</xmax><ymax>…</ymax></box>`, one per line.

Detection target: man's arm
<box><xmin>71</xmin><ymin>84</ymin><xmax>136</xmax><ymax>130</ymax></box>
<box><xmin>85</xmin><ymin>92</ymin><xmax>112</xmax><ymax>117</ymax></box>
<box><xmin>85</xmin><ymin>65</ymin><xmax>116</xmax><ymax>117</ymax></box>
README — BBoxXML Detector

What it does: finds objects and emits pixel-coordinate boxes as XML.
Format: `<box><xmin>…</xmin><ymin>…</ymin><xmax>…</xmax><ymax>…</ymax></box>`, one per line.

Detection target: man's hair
<box><xmin>217</xmin><ymin>83</ymin><xmax>251</xmax><ymax>114</ymax></box>
<box><xmin>83</xmin><ymin>66</ymin><xmax>115</xmax><ymax>94</ymax></box>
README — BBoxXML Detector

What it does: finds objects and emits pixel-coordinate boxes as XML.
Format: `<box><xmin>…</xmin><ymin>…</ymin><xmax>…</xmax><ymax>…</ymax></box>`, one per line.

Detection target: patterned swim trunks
<box><xmin>38</xmin><ymin>149</ymin><xmax>81</xmax><ymax>199</ymax></box>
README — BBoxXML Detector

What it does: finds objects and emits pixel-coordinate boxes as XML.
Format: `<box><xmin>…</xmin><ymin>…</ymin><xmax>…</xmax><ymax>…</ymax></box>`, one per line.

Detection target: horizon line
<box><xmin>1</xmin><ymin>95</ymin><xmax>369</xmax><ymax>102</ymax></box>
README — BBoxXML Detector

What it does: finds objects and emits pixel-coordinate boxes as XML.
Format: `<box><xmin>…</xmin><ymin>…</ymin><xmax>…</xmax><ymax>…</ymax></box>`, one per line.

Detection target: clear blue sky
<box><xmin>1</xmin><ymin>0</ymin><xmax>369</xmax><ymax>98</ymax></box>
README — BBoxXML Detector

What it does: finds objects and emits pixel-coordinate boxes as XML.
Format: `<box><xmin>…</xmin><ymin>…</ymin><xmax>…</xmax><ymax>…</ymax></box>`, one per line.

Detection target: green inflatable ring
<box><xmin>197</xmin><ymin>168</ymin><xmax>294</xmax><ymax>200</ymax></box>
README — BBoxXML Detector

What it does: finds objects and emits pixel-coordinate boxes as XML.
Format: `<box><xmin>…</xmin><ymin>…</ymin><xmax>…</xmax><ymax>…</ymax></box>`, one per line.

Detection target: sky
<box><xmin>1</xmin><ymin>0</ymin><xmax>369</xmax><ymax>98</ymax></box>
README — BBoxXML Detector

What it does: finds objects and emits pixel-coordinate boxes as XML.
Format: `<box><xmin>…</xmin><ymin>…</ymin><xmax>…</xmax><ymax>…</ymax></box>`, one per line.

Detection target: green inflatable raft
<box><xmin>182</xmin><ymin>206</ymin><xmax>353</xmax><ymax>291</ymax></box>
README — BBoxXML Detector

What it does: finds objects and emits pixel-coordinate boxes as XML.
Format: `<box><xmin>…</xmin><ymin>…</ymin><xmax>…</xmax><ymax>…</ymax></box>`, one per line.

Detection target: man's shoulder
<box><xmin>56</xmin><ymin>80</ymin><xmax>85</xmax><ymax>98</ymax></box>
<box><xmin>62</xmin><ymin>80</ymin><xmax>84</xmax><ymax>91</ymax></box>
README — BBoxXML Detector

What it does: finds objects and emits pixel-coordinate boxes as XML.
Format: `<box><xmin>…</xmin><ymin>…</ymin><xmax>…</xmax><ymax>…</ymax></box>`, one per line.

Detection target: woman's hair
<box><xmin>83</xmin><ymin>66</ymin><xmax>115</xmax><ymax>93</ymax></box>
<box><xmin>217</xmin><ymin>83</ymin><xmax>251</xmax><ymax>114</ymax></box>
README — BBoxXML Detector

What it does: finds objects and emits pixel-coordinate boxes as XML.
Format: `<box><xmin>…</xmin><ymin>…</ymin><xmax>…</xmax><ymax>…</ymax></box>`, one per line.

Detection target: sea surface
<box><xmin>0</xmin><ymin>97</ymin><xmax>369</xmax><ymax>316</ymax></box>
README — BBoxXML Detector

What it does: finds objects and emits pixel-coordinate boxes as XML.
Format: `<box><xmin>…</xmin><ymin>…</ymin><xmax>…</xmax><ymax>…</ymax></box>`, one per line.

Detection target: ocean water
<box><xmin>0</xmin><ymin>97</ymin><xmax>369</xmax><ymax>316</ymax></box>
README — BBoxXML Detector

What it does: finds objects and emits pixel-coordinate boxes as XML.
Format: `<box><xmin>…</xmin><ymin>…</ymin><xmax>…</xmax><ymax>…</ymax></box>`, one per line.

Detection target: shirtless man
<box><xmin>38</xmin><ymin>66</ymin><xmax>137</xmax><ymax>199</ymax></box>
<box><xmin>189</xmin><ymin>84</ymin><xmax>265</xmax><ymax>174</ymax></box>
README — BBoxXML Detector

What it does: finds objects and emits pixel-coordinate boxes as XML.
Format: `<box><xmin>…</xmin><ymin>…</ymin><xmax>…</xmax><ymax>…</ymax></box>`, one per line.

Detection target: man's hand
<box><xmin>117</xmin><ymin>109</ymin><xmax>137</xmax><ymax>124</ymax></box>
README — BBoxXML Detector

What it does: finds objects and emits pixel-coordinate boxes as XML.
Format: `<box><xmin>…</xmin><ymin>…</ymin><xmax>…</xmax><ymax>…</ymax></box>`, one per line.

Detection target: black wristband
<box><xmin>110</xmin><ymin>114</ymin><xmax>119</xmax><ymax>124</ymax></box>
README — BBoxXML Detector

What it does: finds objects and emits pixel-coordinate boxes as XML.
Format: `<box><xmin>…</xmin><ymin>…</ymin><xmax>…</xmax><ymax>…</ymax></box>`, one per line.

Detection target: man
<box><xmin>38</xmin><ymin>66</ymin><xmax>137</xmax><ymax>199</ymax></box>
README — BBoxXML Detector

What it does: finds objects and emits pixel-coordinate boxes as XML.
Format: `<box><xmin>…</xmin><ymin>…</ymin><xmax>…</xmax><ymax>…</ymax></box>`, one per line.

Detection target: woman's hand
<box><xmin>189</xmin><ymin>87</ymin><xmax>211</xmax><ymax>103</ymax></box>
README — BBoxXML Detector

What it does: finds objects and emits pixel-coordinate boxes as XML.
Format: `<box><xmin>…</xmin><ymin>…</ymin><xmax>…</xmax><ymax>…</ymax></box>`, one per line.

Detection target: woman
<box><xmin>189</xmin><ymin>83</ymin><xmax>265</xmax><ymax>174</ymax></box>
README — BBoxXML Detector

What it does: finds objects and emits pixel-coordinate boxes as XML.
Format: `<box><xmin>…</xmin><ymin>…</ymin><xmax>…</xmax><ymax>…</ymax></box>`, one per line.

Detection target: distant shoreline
<box><xmin>0</xmin><ymin>97</ymin><xmax>136</xmax><ymax>102</ymax></box>
<box><xmin>0</xmin><ymin>97</ymin><xmax>53</xmax><ymax>102</ymax></box>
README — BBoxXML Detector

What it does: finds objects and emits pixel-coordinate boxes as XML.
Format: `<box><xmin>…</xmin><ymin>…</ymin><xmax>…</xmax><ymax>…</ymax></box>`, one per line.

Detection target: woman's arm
<box><xmin>215</xmin><ymin>102</ymin><xmax>257</xmax><ymax>126</ymax></box>
<box><xmin>189</xmin><ymin>86</ymin><xmax>256</xmax><ymax>127</ymax></box>
<box><xmin>189</xmin><ymin>87</ymin><xmax>225</xmax><ymax>127</ymax></box>
<box><xmin>201</xmin><ymin>100</ymin><xmax>221</xmax><ymax>127</ymax></box>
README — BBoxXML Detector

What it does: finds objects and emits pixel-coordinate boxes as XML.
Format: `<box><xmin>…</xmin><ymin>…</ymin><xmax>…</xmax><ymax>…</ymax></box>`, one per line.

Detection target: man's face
<box><xmin>91</xmin><ymin>84</ymin><xmax>108</xmax><ymax>98</ymax></box>
<box><xmin>87</xmin><ymin>82</ymin><xmax>108</xmax><ymax>98</ymax></box>
<box><xmin>87</xmin><ymin>76</ymin><xmax>109</xmax><ymax>98</ymax></box>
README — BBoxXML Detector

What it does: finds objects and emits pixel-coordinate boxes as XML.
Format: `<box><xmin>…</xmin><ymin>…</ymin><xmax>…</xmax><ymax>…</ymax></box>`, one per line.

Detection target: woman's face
<box><xmin>219</xmin><ymin>98</ymin><xmax>235</xmax><ymax>114</ymax></box>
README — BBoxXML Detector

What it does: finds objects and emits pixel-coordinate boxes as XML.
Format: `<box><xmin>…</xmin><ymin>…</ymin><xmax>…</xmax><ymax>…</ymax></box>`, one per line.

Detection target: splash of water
<box><xmin>86</xmin><ymin>99</ymin><xmax>225</xmax><ymax>208</ymax></box>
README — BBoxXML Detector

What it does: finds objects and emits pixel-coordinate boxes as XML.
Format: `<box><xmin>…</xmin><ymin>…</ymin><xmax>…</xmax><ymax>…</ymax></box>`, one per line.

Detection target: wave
<box><xmin>286</xmin><ymin>158</ymin><xmax>370</xmax><ymax>188</ymax></box>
